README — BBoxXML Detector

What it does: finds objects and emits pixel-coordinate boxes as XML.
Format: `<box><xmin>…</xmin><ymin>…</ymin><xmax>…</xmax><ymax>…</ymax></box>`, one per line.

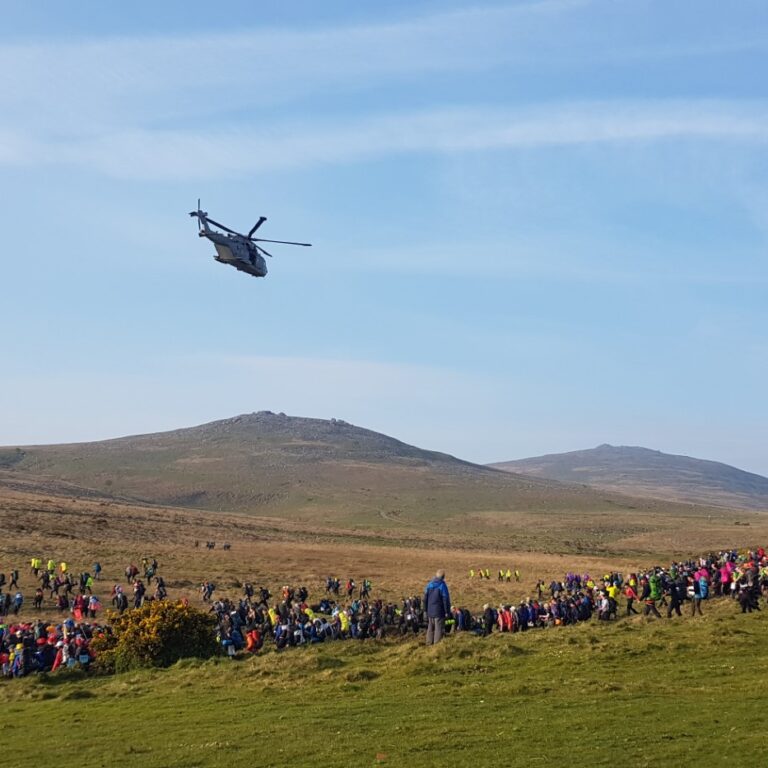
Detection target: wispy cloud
<box><xmin>2</xmin><ymin>100</ymin><xmax>766</xmax><ymax>180</ymax></box>
<box><xmin>0</xmin><ymin>1</ymin><xmax>590</xmax><ymax>130</ymax></box>
<box><xmin>1</xmin><ymin>0</ymin><xmax>762</xmax><ymax>135</ymax></box>
<box><xmin>2</xmin><ymin>1</ymin><xmax>765</xmax><ymax>181</ymax></box>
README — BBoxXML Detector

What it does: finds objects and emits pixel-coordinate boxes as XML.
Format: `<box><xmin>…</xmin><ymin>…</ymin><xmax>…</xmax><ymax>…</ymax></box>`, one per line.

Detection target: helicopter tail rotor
<box><xmin>189</xmin><ymin>199</ymin><xmax>207</xmax><ymax>231</ymax></box>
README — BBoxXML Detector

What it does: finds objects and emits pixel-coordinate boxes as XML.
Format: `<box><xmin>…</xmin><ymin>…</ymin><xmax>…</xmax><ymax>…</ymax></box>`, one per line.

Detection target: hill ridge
<box><xmin>0</xmin><ymin>412</ymin><xmax>708</xmax><ymax>527</ymax></box>
<box><xmin>11</xmin><ymin>411</ymin><xmax>485</xmax><ymax>470</ymax></box>
<box><xmin>490</xmin><ymin>444</ymin><xmax>768</xmax><ymax>511</ymax></box>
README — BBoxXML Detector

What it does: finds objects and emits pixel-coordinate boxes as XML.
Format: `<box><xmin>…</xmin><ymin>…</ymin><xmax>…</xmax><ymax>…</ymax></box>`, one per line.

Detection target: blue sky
<box><xmin>2</xmin><ymin>1</ymin><xmax>767</xmax><ymax>474</ymax></box>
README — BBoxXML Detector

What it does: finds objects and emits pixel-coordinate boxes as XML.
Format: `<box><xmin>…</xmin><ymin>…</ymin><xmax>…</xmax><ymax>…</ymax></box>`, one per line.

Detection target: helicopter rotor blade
<box><xmin>205</xmin><ymin>217</ymin><xmax>243</xmax><ymax>237</ymax></box>
<box><xmin>250</xmin><ymin>238</ymin><xmax>312</xmax><ymax>246</ymax></box>
<box><xmin>255</xmin><ymin>244</ymin><xmax>274</xmax><ymax>258</ymax></box>
<box><xmin>248</xmin><ymin>217</ymin><xmax>267</xmax><ymax>238</ymax></box>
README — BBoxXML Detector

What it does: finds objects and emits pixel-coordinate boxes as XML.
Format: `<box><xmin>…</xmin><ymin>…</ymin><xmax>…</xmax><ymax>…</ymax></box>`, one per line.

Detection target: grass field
<box><xmin>4</xmin><ymin>600</ymin><xmax>766</xmax><ymax>768</ymax></box>
<box><xmin>3</xmin><ymin>480</ymin><xmax>768</xmax><ymax>767</ymax></box>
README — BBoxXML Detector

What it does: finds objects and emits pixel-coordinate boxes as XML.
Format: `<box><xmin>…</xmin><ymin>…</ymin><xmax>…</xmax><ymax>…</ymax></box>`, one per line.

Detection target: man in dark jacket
<box><xmin>666</xmin><ymin>579</ymin><xmax>683</xmax><ymax>617</ymax></box>
<box><xmin>423</xmin><ymin>569</ymin><xmax>451</xmax><ymax>645</ymax></box>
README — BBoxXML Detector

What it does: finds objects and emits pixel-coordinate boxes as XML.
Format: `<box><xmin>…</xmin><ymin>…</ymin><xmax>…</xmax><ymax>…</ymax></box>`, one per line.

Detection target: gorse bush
<box><xmin>92</xmin><ymin>601</ymin><xmax>219</xmax><ymax>673</ymax></box>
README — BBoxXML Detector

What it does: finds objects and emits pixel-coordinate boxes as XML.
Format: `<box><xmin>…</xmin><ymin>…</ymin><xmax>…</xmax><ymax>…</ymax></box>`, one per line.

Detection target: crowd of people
<box><xmin>472</xmin><ymin>548</ymin><xmax>766</xmax><ymax>638</ymax></box>
<box><xmin>0</xmin><ymin>556</ymin><xmax>162</xmax><ymax>677</ymax></box>
<box><xmin>210</xmin><ymin>548</ymin><xmax>767</xmax><ymax>652</ymax></box>
<box><xmin>0</xmin><ymin>618</ymin><xmax>105</xmax><ymax>677</ymax></box>
<box><xmin>2</xmin><ymin>545</ymin><xmax>766</xmax><ymax>675</ymax></box>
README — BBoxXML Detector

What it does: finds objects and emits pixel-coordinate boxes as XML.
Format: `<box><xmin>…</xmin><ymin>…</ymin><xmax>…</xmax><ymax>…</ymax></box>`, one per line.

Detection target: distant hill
<box><xmin>490</xmin><ymin>444</ymin><xmax>768</xmax><ymax>511</ymax></box>
<box><xmin>0</xmin><ymin>413</ymin><xmax>685</xmax><ymax>527</ymax></box>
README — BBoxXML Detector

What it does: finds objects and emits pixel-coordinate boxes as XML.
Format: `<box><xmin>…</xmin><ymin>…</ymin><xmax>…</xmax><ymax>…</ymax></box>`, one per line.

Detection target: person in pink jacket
<box><xmin>719</xmin><ymin>564</ymin><xmax>731</xmax><ymax>596</ymax></box>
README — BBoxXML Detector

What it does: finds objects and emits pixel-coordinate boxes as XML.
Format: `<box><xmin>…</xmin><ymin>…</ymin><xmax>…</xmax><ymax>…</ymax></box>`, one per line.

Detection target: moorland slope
<box><xmin>0</xmin><ymin>413</ymin><xmax>712</xmax><ymax>527</ymax></box>
<box><xmin>491</xmin><ymin>444</ymin><xmax>768</xmax><ymax>511</ymax></box>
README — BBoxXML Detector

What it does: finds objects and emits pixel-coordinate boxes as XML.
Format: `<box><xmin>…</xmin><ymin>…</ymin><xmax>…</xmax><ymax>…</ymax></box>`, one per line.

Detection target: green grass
<box><xmin>4</xmin><ymin>601</ymin><xmax>767</xmax><ymax>767</ymax></box>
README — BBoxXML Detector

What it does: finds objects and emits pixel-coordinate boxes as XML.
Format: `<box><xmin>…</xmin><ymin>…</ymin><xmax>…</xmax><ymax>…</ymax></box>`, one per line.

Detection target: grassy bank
<box><xmin>4</xmin><ymin>600</ymin><xmax>766</xmax><ymax>767</ymax></box>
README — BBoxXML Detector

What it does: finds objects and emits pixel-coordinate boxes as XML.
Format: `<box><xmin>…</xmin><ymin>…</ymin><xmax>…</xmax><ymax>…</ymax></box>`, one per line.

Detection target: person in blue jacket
<box><xmin>424</xmin><ymin>569</ymin><xmax>451</xmax><ymax>645</ymax></box>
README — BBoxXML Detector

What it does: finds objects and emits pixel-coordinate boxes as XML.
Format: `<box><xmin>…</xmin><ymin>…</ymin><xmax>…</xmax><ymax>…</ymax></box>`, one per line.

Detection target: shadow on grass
<box><xmin>30</xmin><ymin>668</ymin><xmax>88</xmax><ymax>687</ymax></box>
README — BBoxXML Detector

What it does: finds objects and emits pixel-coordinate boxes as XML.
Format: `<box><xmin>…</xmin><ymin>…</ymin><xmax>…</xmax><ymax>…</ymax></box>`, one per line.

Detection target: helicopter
<box><xmin>189</xmin><ymin>201</ymin><xmax>311</xmax><ymax>278</ymax></box>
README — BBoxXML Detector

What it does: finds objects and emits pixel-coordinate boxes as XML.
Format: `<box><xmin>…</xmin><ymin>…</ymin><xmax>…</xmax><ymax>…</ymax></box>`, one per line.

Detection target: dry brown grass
<box><xmin>3</xmin><ymin>481</ymin><xmax>768</xmax><ymax>625</ymax></box>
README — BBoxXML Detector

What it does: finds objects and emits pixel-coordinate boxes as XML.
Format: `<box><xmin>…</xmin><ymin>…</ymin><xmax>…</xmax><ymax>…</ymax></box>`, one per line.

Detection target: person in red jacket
<box><xmin>245</xmin><ymin>628</ymin><xmax>263</xmax><ymax>653</ymax></box>
<box><xmin>624</xmin><ymin>583</ymin><xmax>639</xmax><ymax>615</ymax></box>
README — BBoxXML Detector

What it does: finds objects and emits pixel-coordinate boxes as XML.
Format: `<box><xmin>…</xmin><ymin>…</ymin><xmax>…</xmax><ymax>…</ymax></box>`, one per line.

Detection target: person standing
<box><xmin>690</xmin><ymin>574</ymin><xmax>703</xmax><ymax>616</ymax></box>
<box><xmin>424</xmin><ymin>569</ymin><xmax>451</xmax><ymax>645</ymax></box>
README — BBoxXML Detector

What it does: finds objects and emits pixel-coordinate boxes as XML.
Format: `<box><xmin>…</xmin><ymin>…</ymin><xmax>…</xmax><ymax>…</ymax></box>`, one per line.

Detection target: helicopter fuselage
<box><xmin>200</xmin><ymin>231</ymin><xmax>267</xmax><ymax>278</ymax></box>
